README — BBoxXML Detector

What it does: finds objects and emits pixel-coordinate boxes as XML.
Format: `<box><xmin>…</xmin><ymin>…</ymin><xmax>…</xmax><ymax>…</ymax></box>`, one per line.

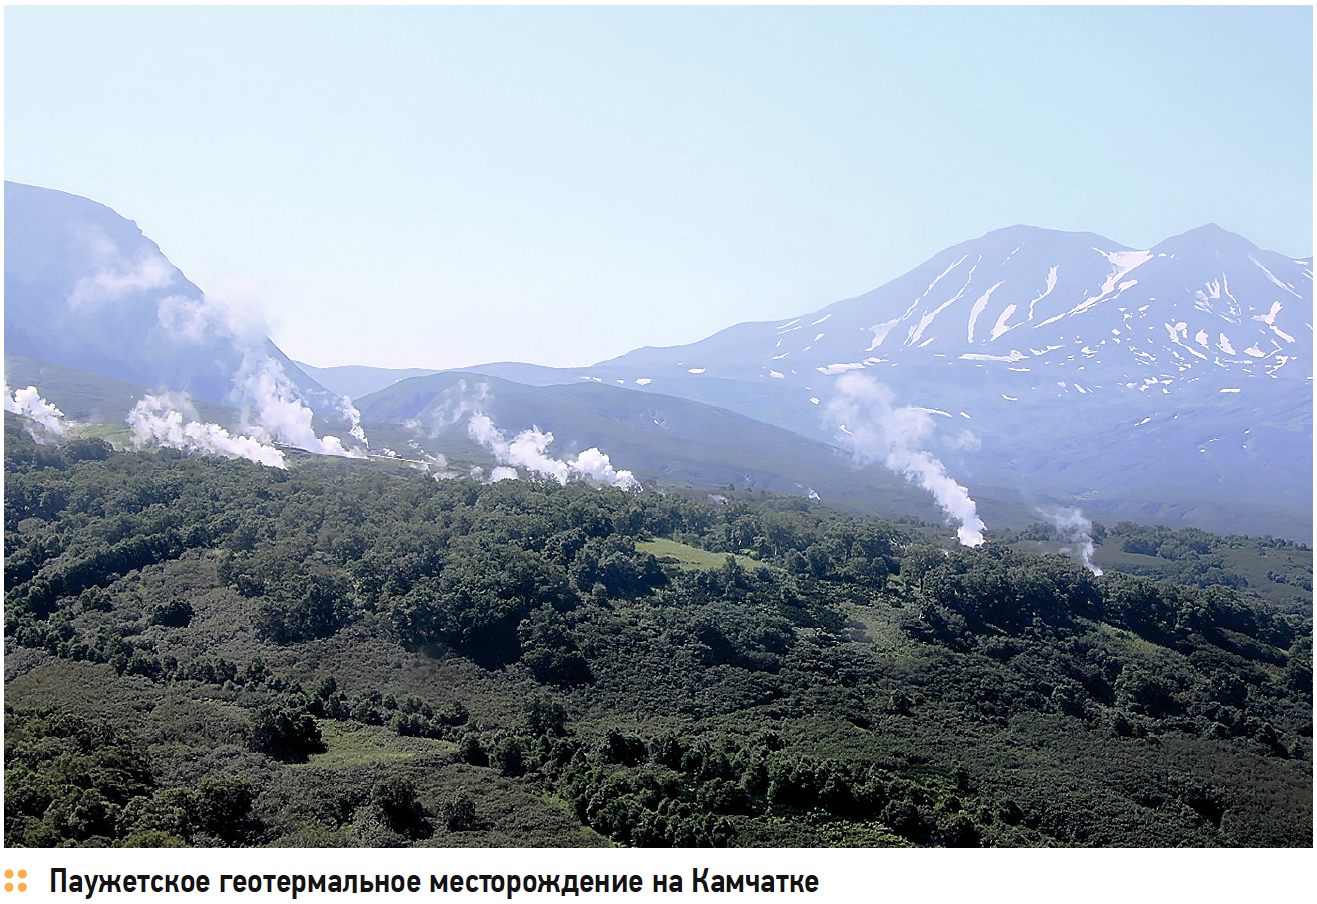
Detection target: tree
<box><xmin>524</xmin><ymin>694</ymin><xmax>569</xmax><ymax>738</ymax></box>
<box><xmin>192</xmin><ymin>775</ymin><xmax>257</xmax><ymax>844</ymax></box>
<box><xmin>372</xmin><ymin>776</ymin><xmax>429</xmax><ymax>838</ymax></box>
<box><xmin>443</xmin><ymin>793</ymin><xmax>477</xmax><ymax>832</ymax></box>
<box><xmin>148</xmin><ymin>599</ymin><xmax>193</xmax><ymax>628</ymax></box>
<box><xmin>249</xmin><ymin>705</ymin><xmax>325</xmax><ymax>761</ymax></box>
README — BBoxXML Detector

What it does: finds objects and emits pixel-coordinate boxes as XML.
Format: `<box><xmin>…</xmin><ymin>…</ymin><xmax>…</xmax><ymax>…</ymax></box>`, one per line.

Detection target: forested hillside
<box><xmin>4</xmin><ymin>413</ymin><xmax>1311</xmax><ymax>848</ymax></box>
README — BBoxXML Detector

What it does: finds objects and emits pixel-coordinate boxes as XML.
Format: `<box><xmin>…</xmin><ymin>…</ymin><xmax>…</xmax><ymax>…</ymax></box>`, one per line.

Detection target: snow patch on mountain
<box><xmin>967</xmin><ymin>281</ymin><xmax>1005</xmax><ymax>343</ymax></box>
<box><xmin>1250</xmin><ymin>254</ymin><xmax>1304</xmax><ymax>298</ymax></box>
<box><xmin>817</xmin><ymin>363</ymin><xmax>867</xmax><ymax>375</ymax></box>
<box><xmin>989</xmin><ymin>304</ymin><xmax>1019</xmax><ymax>341</ymax></box>
<box><xmin>908</xmin><ymin>258</ymin><xmax>980</xmax><ymax>346</ymax></box>
<box><xmin>961</xmin><ymin>350</ymin><xmax>1028</xmax><ymax>363</ymax></box>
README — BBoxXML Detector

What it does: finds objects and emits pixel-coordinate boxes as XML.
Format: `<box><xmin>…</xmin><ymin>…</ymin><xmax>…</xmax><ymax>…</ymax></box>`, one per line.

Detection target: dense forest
<box><xmin>3</xmin><ymin>412</ymin><xmax>1311</xmax><ymax>848</ymax></box>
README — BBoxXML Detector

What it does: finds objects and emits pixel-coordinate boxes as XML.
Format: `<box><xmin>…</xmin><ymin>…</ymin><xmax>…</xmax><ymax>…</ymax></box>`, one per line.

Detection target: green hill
<box><xmin>4</xmin><ymin>417</ymin><xmax>1310</xmax><ymax>848</ymax></box>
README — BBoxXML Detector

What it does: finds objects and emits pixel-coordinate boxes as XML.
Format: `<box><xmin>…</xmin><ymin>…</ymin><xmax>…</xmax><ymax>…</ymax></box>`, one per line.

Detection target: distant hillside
<box><xmin>293</xmin><ymin>362</ymin><xmax>442</xmax><ymax>400</ymax></box>
<box><xmin>354</xmin><ymin>369</ymin><xmax>1058</xmax><ymax>529</ymax></box>
<box><xmin>470</xmin><ymin>224</ymin><xmax>1313</xmax><ymax>541</ymax></box>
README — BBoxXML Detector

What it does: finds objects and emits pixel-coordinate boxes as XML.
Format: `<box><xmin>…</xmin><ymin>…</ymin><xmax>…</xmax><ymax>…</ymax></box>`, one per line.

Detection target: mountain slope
<box><xmin>293</xmin><ymin>362</ymin><xmax>443</xmax><ymax>400</ymax></box>
<box><xmin>4</xmin><ymin>181</ymin><xmax>331</xmax><ymax>409</ymax></box>
<box><xmin>7</xmin><ymin>183</ymin><xmax>1308</xmax><ymax>538</ymax></box>
<box><xmin>465</xmin><ymin>225</ymin><xmax>1311</xmax><ymax>539</ymax></box>
<box><xmin>355</xmin><ymin>370</ymin><xmax>982</xmax><ymax>524</ymax></box>
<box><xmin>595</xmin><ymin>224</ymin><xmax>1311</xmax><ymax>392</ymax></box>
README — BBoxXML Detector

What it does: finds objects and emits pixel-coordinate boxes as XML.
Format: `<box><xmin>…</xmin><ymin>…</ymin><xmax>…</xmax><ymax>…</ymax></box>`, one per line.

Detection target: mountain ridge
<box><xmin>5</xmin><ymin>183</ymin><xmax>1310</xmax><ymax>539</ymax></box>
<box><xmin>3</xmin><ymin>180</ymin><xmax>334</xmax><ymax>409</ymax></box>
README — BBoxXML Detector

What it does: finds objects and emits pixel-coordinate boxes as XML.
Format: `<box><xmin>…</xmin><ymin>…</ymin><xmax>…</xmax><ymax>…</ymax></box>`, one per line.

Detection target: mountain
<box><xmin>293</xmin><ymin>362</ymin><xmax>442</xmax><ymax>400</ymax></box>
<box><xmin>353</xmin><ymin>370</ymin><xmax>1024</xmax><ymax>526</ymax></box>
<box><xmin>3</xmin><ymin>181</ymin><xmax>332</xmax><ymax>409</ymax></box>
<box><xmin>469</xmin><ymin>224</ymin><xmax>1313</xmax><ymax>539</ymax></box>
<box><xmin>6</xmin><ymin>182</ymin><xmax>1310</xmax><ymax>539</ymax></box>
<box><xmin>596</xmin><ymin>223</ymin><xmax>1310</xmax><ymax>390</ymax></box>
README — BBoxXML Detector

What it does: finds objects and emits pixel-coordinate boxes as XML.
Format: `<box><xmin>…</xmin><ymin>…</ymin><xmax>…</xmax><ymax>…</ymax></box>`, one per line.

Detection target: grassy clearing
<box><xmin>637</xmin><ymin>538</ymin><xmax>761</xmax><ymax>572</ymax></box>
<box><xmin>78</xmin><ymin>423</ymin><xmax>135</xmax><ymax>446</ymax></box>
<box><xmin>841</xmin><ymin>599</ymin><xmax>916</xmax><ymax>660</ymax></box>
<box><xmin>295</xmin><ymin>720</ymin><xmax>454</xmax><ymax>770</ymax></box>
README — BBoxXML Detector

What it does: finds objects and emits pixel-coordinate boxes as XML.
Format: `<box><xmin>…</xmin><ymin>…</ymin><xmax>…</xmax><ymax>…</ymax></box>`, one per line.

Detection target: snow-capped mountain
<box><xmin>474</xmin><ymin>224</ymin><xmax>1312</xmax><ymax>538</ymax></box>
<box><xmin>597</xmin><ymin>224</ymin><xmax>1311</xmax><ymax>397</ymax></box>
<box><xmin>5</xmin><ymin>179</ymin><xmax>1309</xmax><ymax>538</ymax></box>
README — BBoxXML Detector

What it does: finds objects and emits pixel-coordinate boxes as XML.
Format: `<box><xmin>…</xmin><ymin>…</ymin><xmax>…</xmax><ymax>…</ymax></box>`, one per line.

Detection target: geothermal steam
<box><xmin>466</xmin><ymin>412</ymin><xmax>639</xmax><ymax>490</ymax></box>
<box><xmin>826</xmin><ymin>373</ymin><xmax>985</xmax><ymax>546</ymax></box>
<box><xmin>1037</xmin><ymin>506</ymin><xmax>1103</xmax><ymax>574</ymax></box>
<box><xmin>4</xmin><ymin>384</ymin><xmax>70</xmax><ymax>437</ymax></box>
<box><xmin>124</xmin><ymin>353</ymin><xmax>368</xmax><ymax>465</ymax></box>
<box><xmin>232</xmin><ymin>353</ymin><xmax>367</xmax><ymax>458</ymax></box>
<box><xmin>128</xmin><ymin>395</ymin><xmax>286</xmax><ymax>468</ymax></box>
<box><xmin>399</xmin><ymin>380</ymin><xmax>638</xmax><ymax>489</ymax></box>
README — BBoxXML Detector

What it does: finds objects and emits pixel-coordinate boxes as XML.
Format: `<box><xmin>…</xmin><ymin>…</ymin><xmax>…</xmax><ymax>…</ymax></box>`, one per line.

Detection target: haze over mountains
<box><xmin>4</xmin><ymin>181</ymin><xmax>1312</xmax><ymax>540</ymax></box>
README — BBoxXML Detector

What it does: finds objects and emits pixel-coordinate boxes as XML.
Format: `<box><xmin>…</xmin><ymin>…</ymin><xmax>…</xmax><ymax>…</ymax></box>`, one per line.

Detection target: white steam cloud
<box><xmin>417</xmin><ymin>379</ymin><xmax>493</xmax><ymax>434</ymax></box>
<box><xmin>466</xmin><ymin>412</ymin><xmax>639</xmax><ymax>490</ymax></box>
<box><xmin>67</xmin><ymin>227</ymin><xmax>174</xmax><ymax>309</ymax></box>
<box><xmin>826</xmin><ymin>373</ymin><xmax>985</xmax><ymax>547</ymax></box>
<box><xmin>128</xmin><ymin>394</ymin><xmax>286</xmax><ymax>468</ymax></box>
<box><xmin>232</xmin><ymin>353</ymin><xmax>366</xmax><ymax>459</ymax></box>
<box><xmin>338</xmin><ymin>395</ymin><xmax>369</xmax><ymax>445</ymax></box>
<box><xmin>149</xmin><ymin>267</ymin><xmax>366</xmax><ymax>460</ymax></box>
<box><xmin>4</xmin><ymin>384</ymin><xmax>70</xmax><ymax>437</ymax></box>
<box><xmin>404</xmin><ymin>440</ymin><xmax>453</xmax><ymax>478</ymax></box>
<box><xmin>1037</xmin><ymin>506</ymin><xmax>1103</xmax><ymax>575</ymax></box>
<box><xmin>52</xmin><ymin>225</ymin><xmax>363</xmax><ymax>465</ymax></box>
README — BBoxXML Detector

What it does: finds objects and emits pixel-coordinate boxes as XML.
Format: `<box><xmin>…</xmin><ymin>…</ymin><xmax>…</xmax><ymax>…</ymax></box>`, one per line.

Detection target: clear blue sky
<box><xmin>5</xmin><ymin>4</ymin><xmax>1312</xmax><ymax>370</ymax></box>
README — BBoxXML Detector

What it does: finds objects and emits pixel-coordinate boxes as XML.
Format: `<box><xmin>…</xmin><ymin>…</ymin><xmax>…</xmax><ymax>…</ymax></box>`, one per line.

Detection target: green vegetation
<box><xmin>636</xmin><ymin>538</ymin><xmax>759</xmax><ymax>572</ymax></box>
<box><xmin>4</xmin><ymin>412</ymin><xmax>1311</xmax><ymax>848</ymax></box>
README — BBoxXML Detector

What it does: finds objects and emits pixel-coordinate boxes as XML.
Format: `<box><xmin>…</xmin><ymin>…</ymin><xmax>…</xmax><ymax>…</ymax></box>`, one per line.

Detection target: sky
<box><xmin>4</xmin><ymin>4</ymin><xmax>1313</xmax><ymax>371</ymax></box>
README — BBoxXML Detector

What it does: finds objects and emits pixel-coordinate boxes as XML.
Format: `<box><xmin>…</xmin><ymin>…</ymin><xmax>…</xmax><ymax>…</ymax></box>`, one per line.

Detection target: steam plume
<box><xmin>150</xmin><ymin>268</ymin><xmax>366</xmax><ymax>460</ymax></box>
<box><xmin>1037</xmin><ymin>506</ymin><xmax>1103</xmax><ymax>575</ymax></box>
<box><xmin>567</xmin><ymin>447</ymin><xmax>641</xmax><ymax>489</ymax></box>
<box><xmin>338</xmin><ymin>395</ymin><xmax>369</xmax><ymax>445</ymax></box>
<box><xmin>826</xmin><ymin>373</ymin><xmax>985</xmax><ymax>546</ymax></box>
<box><xmin>466</xmin><ymin>412</ymin><xmax>639</xmax><ymax>490</ymax></box>
<box><xmin>128</xmin><ymin>394</ymin><xmax>286</xmax><ymax>468</ymax></box>
<box><xmin>414</xmin><ymin>379</ymin><xmax>492</xmax><ymax>434</ymax></box>
<box><xmin>67</xmin><ymin>228</ymin><xmax>174</xmax><ymax>309</ymax></box>
<box><xmin>4</xmin><ymin>384</ymin><xmax>70</xmax><ymax>437</ymax></box>
<box><xmin>233</xmin><ymin>353</ymin><xmax>366</xmax><ymax>459</ymax></box>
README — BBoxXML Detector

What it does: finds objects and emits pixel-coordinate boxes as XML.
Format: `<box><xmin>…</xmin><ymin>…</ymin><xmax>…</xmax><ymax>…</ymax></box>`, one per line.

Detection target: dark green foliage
<box><xmin>148</xmin><ymin>599</ymin><xmax>193</xmax><ymax>628</ymax></box>
<box><xmin>248</xmin><ymin>705</ymin><xmax>325</xmax><ymax>762</ymax></box>
<box><xmin>371</xmin><ymin>776</ymin><xmax>430</xmax><ymax>838</ymax></box>
<box><xmin>600</xmin><ymin>729</ymin><xmax>649</xmax><ymax>766</ymax></box>
<box><xmin>254</xmin><ymin>572</ymin><xmax>353</xmax><ymax>644</ymax></box>
<box><xmin>2</xmin><ymin>706</ymin><xmax>263</xmax><ymax>847</ymax></box>
<box><xmin>457</xmin><ymin>734</ymin><xmax>489</xmax><ymax>767</ymax></box>
<box><xmin>2</xmin><ymin>430</ymin><xmax>1310</xmax><ymax>848</ymax></box>
<box><xmin>190</xmin><ymin>774</ymin><xmax>260</xmax><ymax>845</ymax></box>
<box><xmin>443</xmin><ymin>793</ymin><xmax>477</xmax><ymax>832</ymax></box>
<box><xmin>518</xmin><ymin>607</ymin><xmax>593</xmax><ymax>685</ymax></box>
<box><xmin>1099</xmin><ymin>522</ymin><xmax>1311</xmax><ymax>615</ymax></box>
<box><xmin>524</xmin><ymin>694</ymin><xmax>569</xmax><ymax>738</ymax></box>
